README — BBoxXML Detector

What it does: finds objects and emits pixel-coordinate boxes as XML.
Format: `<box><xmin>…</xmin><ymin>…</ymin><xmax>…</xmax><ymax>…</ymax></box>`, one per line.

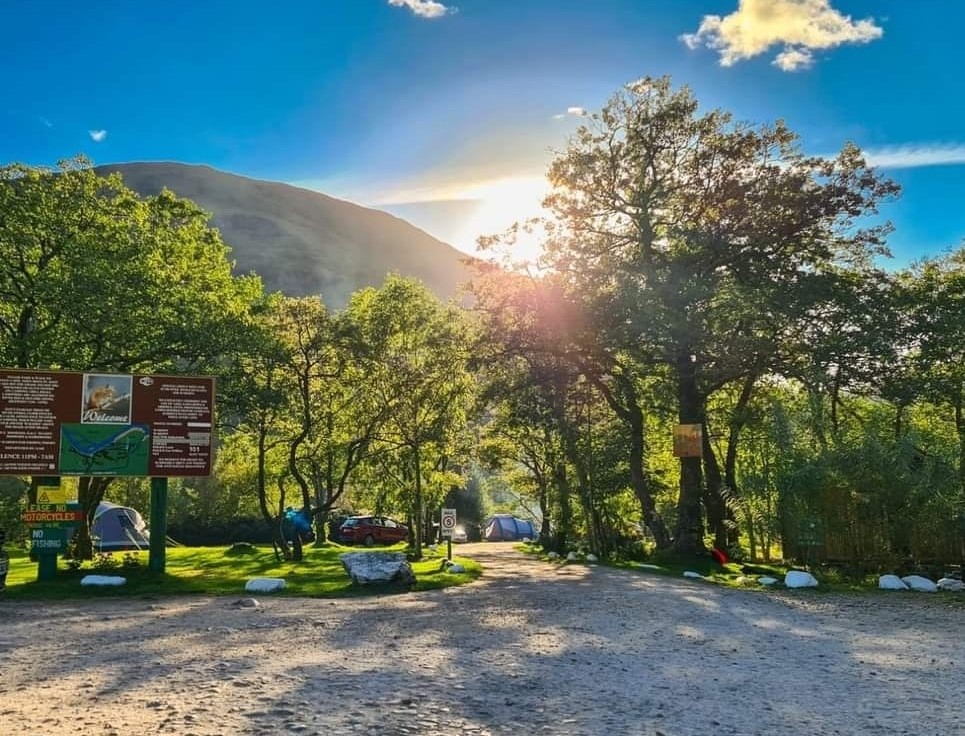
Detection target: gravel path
<box><xmin>1</xmin><ymin>543</ymin><xmax>962</xmax><ymax>735</ymax></box>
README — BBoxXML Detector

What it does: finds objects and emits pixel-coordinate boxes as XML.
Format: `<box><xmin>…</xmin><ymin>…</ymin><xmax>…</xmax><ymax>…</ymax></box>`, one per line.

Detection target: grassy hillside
<box><xmin>98</xmin><ymin>162</ymin><xmax>474</xmax><ymax>307</ymax></box>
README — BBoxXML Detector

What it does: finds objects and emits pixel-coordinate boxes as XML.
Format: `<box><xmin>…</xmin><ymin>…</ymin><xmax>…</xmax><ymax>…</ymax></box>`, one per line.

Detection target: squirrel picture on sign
<box><xmin>673</xmin><ymin>424</ymin><xmax>703</xmax><ymax>458</ymax></box>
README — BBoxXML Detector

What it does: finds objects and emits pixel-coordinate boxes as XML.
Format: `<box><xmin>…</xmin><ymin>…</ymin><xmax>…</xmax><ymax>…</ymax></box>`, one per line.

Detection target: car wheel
<box><xmin>364</xmin><ymin>534</ymin><xmax>375</xmax><ymax>547</ymax></box>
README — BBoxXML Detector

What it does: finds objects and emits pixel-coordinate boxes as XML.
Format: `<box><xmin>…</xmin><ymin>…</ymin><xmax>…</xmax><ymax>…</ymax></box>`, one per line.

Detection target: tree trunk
<box><xmin>413</xmin><ymin>443</ymin><xmax>423</xmax><ymax>558</ymax></box>
<box><xmin>626</xmin><ymin>401</ymin><xmax>671</xmax><ymax>549</ymax></box>
<box><xmin>720</xmin><ymin>374</ymin><xmax>756</xmax><ymax>550</ymax></box>
<box><xmin>553</xmin><ymin>461</ymin><xmax>572</xmax><ymax>555</ymax></box>
<box><xmin>588</xmin><ymin>370</ymin><xmax>670</xmax><ymax>549</ymax></box>
<box><xmin>673</xmin><ymin>352</ymin><xmax>705</xmax><ymax>556</ymax></box>
<box><xmin>701</xmin><ymin>422</ymin><xmax>729</xmax><ymax>551</ymax></box>
<box><xmin>955</xmin><ymin>387</ymin><xmax>965</xmax><ymax>496</ymax></box>
<box><xmin>74</xmin><ymin>477</ymin><xmax>113</xmax><ymax>560</ymax></box>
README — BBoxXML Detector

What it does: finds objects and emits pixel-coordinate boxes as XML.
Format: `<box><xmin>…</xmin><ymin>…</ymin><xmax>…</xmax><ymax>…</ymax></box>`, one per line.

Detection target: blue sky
<box><xmin>2</xmin><ymin>0</ymin><xmax>964</xmax><ymax>263</ymax></box>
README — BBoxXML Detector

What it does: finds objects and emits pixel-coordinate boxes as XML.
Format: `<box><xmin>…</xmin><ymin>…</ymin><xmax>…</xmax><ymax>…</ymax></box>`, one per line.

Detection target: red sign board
<box><xmin>0</xmin><ymin>370</ymin><xmax>215</xmax><ymax>477</ymax></box>
<box><xmin>22</xmin><ymin>507</ymin><xmax>86</xmax><ymax>524</ymax></box>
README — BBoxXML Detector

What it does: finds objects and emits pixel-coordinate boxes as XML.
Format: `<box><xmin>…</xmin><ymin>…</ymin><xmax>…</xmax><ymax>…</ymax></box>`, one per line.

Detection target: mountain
<box><xmin>97</xmin><ymin>163</ymin><xmax>473</xmax><ymax>307</ymax></box>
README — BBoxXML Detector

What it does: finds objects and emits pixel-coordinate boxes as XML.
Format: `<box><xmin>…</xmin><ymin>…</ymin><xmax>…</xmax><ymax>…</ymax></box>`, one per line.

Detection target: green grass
<box><xmin>1</xmin><ymin>543</ymin><xmax>482</xmax><ymax>601</ymax></box>
<box><xmin>514</xmin><ymin>541</ymin><xmax>962</xmax><ymax>602</ymax></box>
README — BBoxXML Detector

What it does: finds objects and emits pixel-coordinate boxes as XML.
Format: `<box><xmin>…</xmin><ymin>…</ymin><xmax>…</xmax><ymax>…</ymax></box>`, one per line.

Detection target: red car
<box><xmin>338</xmin><ymin>516</ymin><xmax>409</xmax><ymax>546</ymax></box>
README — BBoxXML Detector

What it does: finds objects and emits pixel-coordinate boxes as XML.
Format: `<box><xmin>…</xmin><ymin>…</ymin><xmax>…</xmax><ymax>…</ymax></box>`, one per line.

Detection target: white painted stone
<box><xmin>566</xmin><ymin>551</ymin><xmax>580</xmax><ymax>562</ymax></box>
<box><xmin>447</xmin><ymin>563</ymin><xmax>466</xmax><ymax>573</ymax></box>
<box><xmin>245</xmin><ymin>577</ymin><xmax>286</xmax><ymax>593</ymax></box>
<box><xmin>547</xmin><ymin>551</ymin><xmax>559</xmax><ymax>560</ymax></box>
<box><xmin>585</xmin><ymin>554</ymin><xmax>599</xmax><ymax>563</ymax></box>
<box><xmin>901</xmin><ymin>575</ymin><xmax>938</xmax><ymax>593</ymax></box>
<box><xmin>339</xmin><ymin>551</ymin><xmax>416</xmax><ymax>586</ymax></box>
<box><xmin>759</xmin><ymin>576</ymin><xmax>779</xmax><ymax>586</ymax></box>
<box><xmin>80</xmin><ymin>575</ymin><xmax>126</xmax><ymax>587</ymax></box>
<box><xmin>638</xmin><ymin>563</ymin><xmax>662</xmax><ymax>570</ymax></box>
<box><xmin>878</xmin><ymin>574</ymin><xmax>908</xmax><ymax>591</ymax></box>
<box><xmin>784</xmin><ymin>571</ymin><xmax>818</xmax><ymax>588</ymax></box>
<box><xmin>683</xmin><ymin>571</ymin><xmax>704</xmax><ymax>579</ymax></box>
<box><xmin>937</xmin><ymin>578</ymin><xmax>965</xmax><ymax>592</ymax></box>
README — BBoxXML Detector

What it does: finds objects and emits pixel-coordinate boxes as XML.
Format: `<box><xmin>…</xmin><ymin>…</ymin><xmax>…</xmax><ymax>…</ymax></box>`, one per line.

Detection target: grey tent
<box><xmin>483</xmin><ymin>514</ymin><xmax>537</xmax><ymax>542</ymax></box>
<box><xmin>92</xmin><ymin>502</ymin><xmax>150</xmax><ymax>552</ymax></box>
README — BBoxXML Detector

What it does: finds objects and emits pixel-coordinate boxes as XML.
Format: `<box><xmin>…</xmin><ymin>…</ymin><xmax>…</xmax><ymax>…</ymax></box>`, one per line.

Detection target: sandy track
<box><xmin>0</xmin><ymin>543</ymin><xmax>962</xmax><ymax>735</ymax></box>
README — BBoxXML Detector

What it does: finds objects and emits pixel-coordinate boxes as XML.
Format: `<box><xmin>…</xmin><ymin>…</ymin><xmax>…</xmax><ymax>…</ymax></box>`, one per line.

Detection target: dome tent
<box><xmin>483</xmin><ymin>514</ymin><xmax>537</xmax><ymax>542</ymax></box>
<box><xmin>91</xmin><ymin>501</ymin><xmax>150</xmax><ymax>552</ymax></box>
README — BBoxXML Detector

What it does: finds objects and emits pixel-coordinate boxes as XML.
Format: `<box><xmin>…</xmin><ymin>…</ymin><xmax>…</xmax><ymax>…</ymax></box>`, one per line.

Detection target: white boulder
<box><xmin>901</xmin><ymin>575</ymin><xmax>938</xmax><ymax>593</ymax></box>
<box><xmin>784</xmin><ymin>571</ymin><xmax>818</xmax><ymax>588</ymax></box>
<box><xmin>245</xmin><ymin>577</ymin><xmax>286</xmax><ymax>593</ymax></box>
<box><xmin>638</xmin><ymin>563</ymin><xmax>662</xmax><ymax>570</ymax></box>
<box><xmin>937</xmin><ymin>578</ymin><xmax>965</xmax><ymax>592</ymax></box>
<box><xmin>80</xmin><ymin>575</ymin><xmax>126</xmax><ymax>587</ymax></box>
<box><xmin>585</xmin><ymin>553</ymin><xmax>599</xmax><ymax>563</ymax></box>
<box><xmin>878</xmin><ymin>574</ymin><xmax>908</xmax><ymax>591</ymax></box>
<box><xmin>547</xmin><ymin>551</ymin><xmax>559</xmax><ymax>560</ymax></box>
<box><xmin>566</xmin><ymin>551</ymin><xmax>580</xmax><ymax>562</ymax></box>
<box><xmin>447</xmin><ymin>563</ymin><xmax>466</xmax><ymax>573</ymax></box>
<box><xmin>339</xmin><ymin>552</ymin><xmax>416</xmax><ymax>586</ymax></box>
<box><xmin>759</xmin><ymin>576</ymin><xmax>779</xmax><ymax>586</ymax></box>
<box><xmin>683</xmin><ymin>571</ymin><xmax>704</xmax><ymax>579</ymax></box>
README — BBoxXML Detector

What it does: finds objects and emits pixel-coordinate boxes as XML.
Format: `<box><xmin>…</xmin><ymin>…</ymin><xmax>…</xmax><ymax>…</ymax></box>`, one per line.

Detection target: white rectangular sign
<box><xmin>441</xmin><ymin>508</ymin><xmax>457</xmax><ymax>538</ymax></box>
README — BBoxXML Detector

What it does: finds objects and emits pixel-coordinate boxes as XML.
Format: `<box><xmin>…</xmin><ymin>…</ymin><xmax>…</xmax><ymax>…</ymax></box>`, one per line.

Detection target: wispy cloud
<box><xmin>863</xmin><ymin>143</ymin><xmax>965</xmax><ymax>170</ymax></box>
<box><xmin>88</xmin><ymin>129</ymin><xmax>107</xmax><ymax>143</ymax></box>
<box><xmin>39</xmin><ymin>117</ymin><xmax>54</xmax><ymax>128</ymax></box>
<box><xmin>553</xmin><ymin>106</ymin><xmax>587</xmax><ymax>120</ymax></box>
<box><xmin>773</xmin><ymin>46</ymin><xmax>814</xmax><ymax>71</ymax></box>
<box><xmin>387</xmin><ymin>0</ymin><xmax>454</xmax><ymax>19</ymax></box>
<box><xmin>681</xmin><ymin>0</ymin><xmax>882</xmax><ymax>71</ymax></box>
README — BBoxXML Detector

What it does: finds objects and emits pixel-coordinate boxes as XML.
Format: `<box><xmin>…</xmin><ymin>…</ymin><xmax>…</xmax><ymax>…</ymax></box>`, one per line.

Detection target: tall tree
<box><xmin>0</xmin><ymin>158</ymin><xmax>262</xmax><ymax>555</ymax></box>
<box><xmin>536</xmin><ymin>77</ymin><xmax>897</xmax><ymax>554</ymax></box>
<box><xmin>347</xmin><ymin>276</ymin><xmax>474</xmax><ymax>557</ymax></box>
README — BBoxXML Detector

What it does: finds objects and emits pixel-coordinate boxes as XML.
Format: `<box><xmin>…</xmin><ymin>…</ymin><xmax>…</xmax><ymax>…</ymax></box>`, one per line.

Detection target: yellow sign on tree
<box><xmin>673</xmin><ymin>424</ymin><xmax>703</xmax><ymax>458</ymax></box>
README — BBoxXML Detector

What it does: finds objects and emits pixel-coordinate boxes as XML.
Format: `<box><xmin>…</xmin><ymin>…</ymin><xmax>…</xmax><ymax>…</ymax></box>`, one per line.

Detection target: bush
<box><xmin>168</xmin><ymin>516</ymin><xmax>276</xmax><ymax>546</ymax></box>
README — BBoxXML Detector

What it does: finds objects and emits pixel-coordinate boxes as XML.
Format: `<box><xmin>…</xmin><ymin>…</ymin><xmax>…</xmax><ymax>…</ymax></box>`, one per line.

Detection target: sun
<box><xmin>453</xmin><ymin>176</ymin><xmax>551</xmax><ymax>263</ymax></box>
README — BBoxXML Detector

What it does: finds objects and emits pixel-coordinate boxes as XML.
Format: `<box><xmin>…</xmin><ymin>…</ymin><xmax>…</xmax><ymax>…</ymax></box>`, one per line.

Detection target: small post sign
<box><xmin>673</xmin><ymin>424</ymin><xmax>703</xmax><ymax>458</ymax></box>
<box><xmin>441</xmin><ymin>508</ymin><xmax>457</xmax><ymax>562</ymax></box>
<box><xmin>441</xmin><ymin>508</ymin><xmax>457</xmax><ymax>537</ymax></box>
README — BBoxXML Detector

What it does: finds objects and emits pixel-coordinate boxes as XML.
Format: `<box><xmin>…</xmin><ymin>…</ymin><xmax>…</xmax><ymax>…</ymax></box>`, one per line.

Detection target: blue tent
<box><xmin>483</xmin><ymin>514</ymin><xmax>537</xmax><ymax>541</ymax></box>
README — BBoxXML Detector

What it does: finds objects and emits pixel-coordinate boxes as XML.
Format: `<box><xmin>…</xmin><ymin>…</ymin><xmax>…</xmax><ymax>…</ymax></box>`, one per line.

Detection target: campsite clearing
<box><xmin>1</xmin><ymin>543</ymin><xmax>962</xmax><ymax>735</ymax></box>
<box><xmin>1</xmin><ymin>543</ymin><xmax>480</xmax><ymax>600</ymax></box>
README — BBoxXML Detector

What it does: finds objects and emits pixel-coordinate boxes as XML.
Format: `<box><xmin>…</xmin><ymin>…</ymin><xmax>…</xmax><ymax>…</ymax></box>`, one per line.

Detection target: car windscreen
<box><xmin>342</xmin><ymin>518</ymin><xmax>365</xmax><ymax>527</ymax></box>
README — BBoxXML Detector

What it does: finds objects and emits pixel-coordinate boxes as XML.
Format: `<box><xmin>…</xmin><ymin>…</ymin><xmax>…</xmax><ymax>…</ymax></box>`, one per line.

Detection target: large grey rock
<box><xmin>245</xmin><ymin>577</ymin><xmax>286</xmax><ymax>593</ymax></box>
<box><xmin>785</xmin><ymin>571</ymin><xmax>818</xmax><ymax>588</ymax></box>
<box><xmin>878</xmin><ymin>574</ymin><xmax>908</xmax><ymax>591</ymax></box>
<box><xmin>937</xmin><ymin>578</ymin><xmax>965</xmax><ymax>592</ymax></box>
<box><xmin>339</xmin><ymin>552</ymin><xmax>416</xmax><ymax>586</ymax></box>
<box><xmin>901</xmin><ymin>575</ymin><xmax>938</xmax><ymax>593</ymax></box>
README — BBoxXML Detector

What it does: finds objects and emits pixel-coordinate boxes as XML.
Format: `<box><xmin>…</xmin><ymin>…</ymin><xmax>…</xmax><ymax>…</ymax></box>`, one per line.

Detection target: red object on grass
<box><xmin>711</xmin><ymin>548</ymin><xmax>729</xmax><ymax>565</ymax></box>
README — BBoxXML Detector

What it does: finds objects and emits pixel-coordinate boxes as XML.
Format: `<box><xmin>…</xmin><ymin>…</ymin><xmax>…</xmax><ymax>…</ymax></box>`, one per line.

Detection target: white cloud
<box><xmin>40</xmin><ymin>117</ymin><xmax>53</xmax><ymax>128</ymax></box>
<box><xmin>681</xmin><ymin>0</ymin><xmax>882</xmax><ymax>71</ymax></box>
<box><xmin>862</xmin><ymin>143</ymin><xmax>965</xmax><ymax>169</ymax></box>
<box><xmin>553</xmin><ymin>106</ymin><xmax>587</xmax><ymax>119</ymax></box>
<box><xmin>773</xmin><ymin>46</ymin><xmax>814</xmax><ymax>71</ymax></box>
<box><xmin>88</xmin><ymin>129</ymin><xmax>107</xmax><ymax>143</ymax></box>
<box><xmin>387</xmin><ymin>0</ymin><xmax>454</xmax><ymax>19</ymax></box>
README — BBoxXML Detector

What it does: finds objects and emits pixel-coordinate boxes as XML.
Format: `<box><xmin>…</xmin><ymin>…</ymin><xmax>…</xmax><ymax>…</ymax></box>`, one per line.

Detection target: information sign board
<box><xmin>0</xmin><ymin>370</ymin><xmax>215</xmax><ymax>477</ymax></box>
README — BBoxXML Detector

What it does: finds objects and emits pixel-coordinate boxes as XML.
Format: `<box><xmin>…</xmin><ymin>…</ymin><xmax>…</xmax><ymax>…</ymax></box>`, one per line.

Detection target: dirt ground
<box><xmin>0</xmin><ymin>543</ymin><xmax>962</xmax><ymax>736</ymax></box>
